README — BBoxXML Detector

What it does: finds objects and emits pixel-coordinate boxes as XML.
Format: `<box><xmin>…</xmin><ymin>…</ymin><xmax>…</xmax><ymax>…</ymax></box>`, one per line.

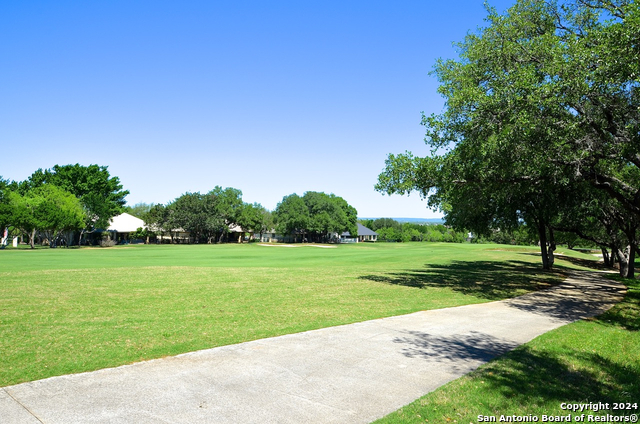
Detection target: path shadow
<box><xmin>391</xmin><ymin>327</ymin><xmax>639</xmax><ymax>408</ymax></box>
<box><xmin>502</xmin><ymin>271</ymin><xmax>627</xmax><ymax>322</ymax></box>
<box><xmin>359</xmin><ymin>260</ymin><xmax>564</xmax><ymax>301</ymax></box>
<box><xmin>392</xmin><ymin>330</ymin><xmax>518</xmax><ymax>371</ymax></box>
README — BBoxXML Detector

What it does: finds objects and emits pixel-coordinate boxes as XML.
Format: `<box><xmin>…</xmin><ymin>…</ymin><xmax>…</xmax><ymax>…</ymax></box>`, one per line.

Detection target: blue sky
<box><xmin>1</xmin><ymin>0</ymin><xmax>515</xmax><ymax>218</ymax></box>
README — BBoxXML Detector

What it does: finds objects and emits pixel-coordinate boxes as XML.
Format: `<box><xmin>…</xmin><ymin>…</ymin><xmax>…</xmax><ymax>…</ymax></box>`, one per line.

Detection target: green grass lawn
<box><xmin>376</xmin><ymin>264</ymin><xmax>640</xmax><ymax>423</ymax></box>
<box><xmin>0</xmin><ymin>242</ymin><xmax>605</xmax><ymax>389</ymax></box>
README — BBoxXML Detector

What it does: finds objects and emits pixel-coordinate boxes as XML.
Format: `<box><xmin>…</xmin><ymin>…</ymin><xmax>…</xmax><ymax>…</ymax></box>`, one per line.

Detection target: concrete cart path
<box><xmin>1</xmin><ymin>271</ymin><xmax>626</xmax><ymax>424</ymax></box>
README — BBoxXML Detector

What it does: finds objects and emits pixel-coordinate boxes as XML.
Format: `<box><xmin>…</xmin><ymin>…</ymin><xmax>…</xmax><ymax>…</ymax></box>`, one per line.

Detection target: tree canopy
<box><xmin>0</xmin><ymin>178</ymin><xmax>14</xmax><ymax>235</ymax></box>
<box><xmin>376</xmin><ymin>0</ymin><xmax>639</xmax><ymax>277</ymax></box>
<box><xmin>22</xmin><ymin>164</ymin><xmax>129</xmax><ymax>231</ymax></box>
<box><xmin>24</xmin><ymin>184</ymin><xmax>85</xmax><ymax>246</ymax></box>
<box><xmin>274</xmin><ymin>192</ymin><xmax>357</xmax><ymax>242</ymax></box>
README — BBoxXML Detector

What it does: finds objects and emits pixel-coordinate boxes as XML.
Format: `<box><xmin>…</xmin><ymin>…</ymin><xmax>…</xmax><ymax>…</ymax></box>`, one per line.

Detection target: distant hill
<box><xmin>359</xmin><ymin>217</ymin><xmax>444</xmax><ymax>224</ymax></box>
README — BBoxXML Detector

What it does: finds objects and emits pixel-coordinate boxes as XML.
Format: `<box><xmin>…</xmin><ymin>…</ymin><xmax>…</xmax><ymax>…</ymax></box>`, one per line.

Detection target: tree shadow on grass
<box><xmin>520</xmin><ymin>252</ymin><xmax>610</xmax><ymax>272</ymax></box>
<box><xmin>389</xmin><ymin>327</ymin><xmax>639</xmax><ymax>410</ymax></box>
<box><xmin>475</xmin><ymin>345</ymin><xmax>640</xmax><ymax>411</ymax></box>
<box><xmin>358</xmin><ymin>260</ymin><xmax>565</xmax><ymax>301</ymax></box>
<box><xmin>389</xmin><ymin>330</ymin><xmax>639</xmax><ymax>417</ymax></box>
<box><xmin>595</xmin><ymin>278</ymin><xmax>640</xmax><ymax>331</ymax></box>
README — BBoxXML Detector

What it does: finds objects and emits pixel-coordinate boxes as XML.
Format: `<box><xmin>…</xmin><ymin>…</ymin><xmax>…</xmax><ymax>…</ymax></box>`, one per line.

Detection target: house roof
<box><xmin>342</xmin><ymin>223</ymin><xmax>378</xmax><ymax>237</ymax></box>
<box><xmin>357</xmin><ymin>223</ymin><xmax>378</xmax><ymax>236</ymax></box>
<box><xmin>228</xmin><ymin>224</ymin><xmax>244</xmax><ymax>232</ymax></box>
<box><xmin>107</xmin><ymin>213</ymin><xmax>146</xmax><ymax>233</ymax></box>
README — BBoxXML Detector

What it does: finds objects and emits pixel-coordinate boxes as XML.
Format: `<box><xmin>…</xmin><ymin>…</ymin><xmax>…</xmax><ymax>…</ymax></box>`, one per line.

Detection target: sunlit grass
<box><xmin>375</xmin><ymin>273</ymin><xmax>640</xmax><ymax>424</ymax></box>
<box><xmin>0</xmin><ymin>242</ymin><xmax>596</xmax><ymax>387</ymax></box>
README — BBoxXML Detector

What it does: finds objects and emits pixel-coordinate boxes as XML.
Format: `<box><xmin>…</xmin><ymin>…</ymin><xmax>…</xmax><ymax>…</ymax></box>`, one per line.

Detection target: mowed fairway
<box><xmin>0</xmin><ymin>242</ymin><xmax>595</xmax><ymax>387</ymax></box>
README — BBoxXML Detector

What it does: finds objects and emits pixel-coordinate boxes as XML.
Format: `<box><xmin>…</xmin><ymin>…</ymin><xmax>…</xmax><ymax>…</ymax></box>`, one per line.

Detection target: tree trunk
<box><xmin>601</xmin><ymin>247</ymin><xmax>611</xmax><ymax>267</ymax></box>
<box><xmin>30</xmin><ymin>228</ymin><xmax>36</xmax><ymax>249</ymax></box>
<box><xmin>547</xmin><ymin>227</ymin><xmax>556</xmax><ymax>267</ymax></box>
<box><xmin>628</xmin><ymin>244</ymin><xmax>636</xmax><ymax>279</ymax></box>
<box><xmin>617</xmin><ymin>246</ymin><xmax>630</xmax><ymax>278</ymax></box>
<box><xmin>538</xmin><ymin>221</ymin><xmax>551</xmax><ymax>270</ymax></box>
<box><xmin>612</xmin><ymin>247</ymin><xmax>620</xmax><ymax>267</ymax></box>
<box><xmin>617</xmin><ymin>244</ymin><xmax>636</xmax><ymax>279</ymax></box>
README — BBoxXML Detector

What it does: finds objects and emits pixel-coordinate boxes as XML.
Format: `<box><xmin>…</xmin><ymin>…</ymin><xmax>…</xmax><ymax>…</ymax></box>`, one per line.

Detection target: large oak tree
<box><xmin>377</xmin><ymin>0</ymin><xmax>639</xmax><ymax>276</ymax></box>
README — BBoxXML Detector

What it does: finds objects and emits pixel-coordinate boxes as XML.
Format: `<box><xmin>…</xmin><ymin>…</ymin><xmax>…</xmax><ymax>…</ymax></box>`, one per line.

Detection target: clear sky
<box><xmin>1</xmin><ymin>0</ymin><xmax>515</xmax><ymax>218</ymax></box>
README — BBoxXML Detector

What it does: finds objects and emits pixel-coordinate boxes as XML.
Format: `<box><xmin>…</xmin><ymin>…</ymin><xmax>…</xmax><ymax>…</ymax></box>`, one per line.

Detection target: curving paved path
<box><xmin>1</xmin><ymin>271</ymin><xmax>626</xmax><ymax>424</ymax></box>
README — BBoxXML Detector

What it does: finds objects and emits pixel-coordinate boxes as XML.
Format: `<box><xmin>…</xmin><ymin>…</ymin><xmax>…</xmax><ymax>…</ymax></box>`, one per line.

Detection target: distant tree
<box><xmin>329</xmin><ymin>194</ymin><xmax>358</xmax><ymax>238</ymax></box>
<box><xmin>128</xmin><ymin>227</ymin><xmax>149</xmax><ymax>241</ymax></box>
<box><xmin>170</xmin><ymin>192</ymin><xmax>217</xmax><ymax>243</ymax></box>
<box><xmin>8</xmin><ymin>191</ymin><xmax>39</xmax><ymax>248</ymax></box>
<box><xmin>273</xmin><ymin>192</ymin><xmax>357</xmax><ymax>243</ymax></box>
<box><xmin>165</xmin><ymin>187</ymin><xmax>244</xmax><ymax>244</ymax></box>
<box><xmin>274</xmin><ymin>194</ymin><xmax>309</xmax><ymax>242</ymax></box>
<box><xmin>256</xmin><ymin>205</ymin><xmax>274</xmax><ymax>241</ymax></box>
<box><xmin>30</xmin><ymin>184</ymin><xmax>85</xmax><ymax>247</ymax></box>
<box><xmin>302</xmin><ymin>192</ymin><xmax>357</xmax><ymax>242</ymax></box>
<box><xmin>358</xmin><ymin>219</ymin><xmax>375</xmax><ymax>231</ymax></box>
<box><xmin>145</xmin><ymin>204</ymin><xmax>173</xmax><ymax>243</ymax></box>
<box><xmin>23</xmin><ymin>164</ymin><xmax>129</xmax><ymax>244</ymax></box>
<box><xmin>0</xmin><ymin>178</ymin><xmax>14</xmax><ymax>239</ymax></box>
<box><xmin>125</xmin><ymin>203</ymin><xmax>153</xmax><ymax>219</ymax></box>
<box><xmin>371</xmin><ymin>218</ymin><xmax>402</xmax><ymax>232</ymax></box>
<box><xmin>208</xmin><ymin>186</ymin><xmax>244</xmax><ymax>243</ymax></box>
<box><xmin>236</xmin><ymin>203</ymin><xmax>271</xmax><ymax>242</ymax></box>
<box><xmin>377</xmin><ymin>227</ymin><xmax>401</xmax><ymax>242</ymax></box>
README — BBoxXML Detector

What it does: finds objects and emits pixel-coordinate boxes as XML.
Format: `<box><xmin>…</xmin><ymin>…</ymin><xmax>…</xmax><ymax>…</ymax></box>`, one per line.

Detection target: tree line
<box><xmin>359</xmin><ymin>218</ymin><xmax>468</xmax><ymax>243</ymax></box>
<box><xmin>376</xmin><ymin>0</ymin><xmax>639</xmax><ymax>278</ymax></box>
<box><xmin>0</xmin><ymin>164</ymin><xmax>128</xmax><ymax>248</ymax></box>
<box><xmin>129</xmin><ymin>188</ymin><xmax>273</xmax><ymax>244</ymax></box>
<box><xmin>133</xmin><ymin>190</ymin><xmax>358</xmax><ymax>244</ymax></box>
<box><xmin>1</xmin><ymin>165</ymin><xmax>361</xmax><ymax>247</ymax></box>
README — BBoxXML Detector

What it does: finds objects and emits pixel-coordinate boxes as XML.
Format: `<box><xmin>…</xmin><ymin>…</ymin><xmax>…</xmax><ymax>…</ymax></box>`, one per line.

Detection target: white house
<box><xmin>107</xmin><ymin>213</ymin><xmax>146</xmax><ymax>233</ymax></box>
<box><xmin>106</xmin><ymin>213</ymin><xmax>146</xmax><ymax>242</ymax></box>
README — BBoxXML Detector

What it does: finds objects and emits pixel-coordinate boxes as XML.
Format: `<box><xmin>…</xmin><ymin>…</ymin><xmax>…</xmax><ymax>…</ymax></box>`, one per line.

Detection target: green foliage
<box><xmin>7</xmin><ymin>184</ymin><xmax>86</xmax><ymax>247</ymax></box>
<box><xmin>169</xmin><ymin>192</ymin><xmax>219</xmax><ymax>242</ymax></box>
<box><xmin>145</xmin><ymin>203</ymin><xmax>172</xmax><ymax>238</ymax></box>
<box><xmin>22</xmin><ymin>164</ymin><xmax>129</xmax><ymax>232</ymax></box>
<box><xmin>128</xmin><ymin>227</ymin><xmax>149</xmax><ymax>240</ymax></box>
<box><xmin>236</xmin><ymin>203</ymin><xmax>271</xmax><ymax>241</ymax></box>
<box><xmin>29</xmin><ymin>184</ymin><xmax>85</xmax><ymax>244</ymax></box>
<box><xmin>303</xmin><ymin>191</ymin><xmax>357</xmax><ymax>241</ymax></box>
<box><xmin>0</xmin><ymin>177</ymin><xmax>14</xmax><ymax>231</ymax></box>
<box><xmin>376</xmin><ymin>0</ymin><xmax>640</xmax><ymax>276</ymax></box>
<box><xmin>208</xmin><ymin>186</ymin><xmax>244</xmax><ymax>242</ymax></box>
<box><xmin>273</xmin><ymin>192</ymin><xmax>357</xmax><ymax>242</ymax></box>
<box><xmin>7</xmin><ymin>191</ymin><xmax>38</xmax><ymax>248</ymax></box>
<box><xmin>274</xmin><ymin>193</ymin><xmax>308</xmax><ymax>241</ymax></box>
<box><xmin>365</xmin><ymin>218</ymin><xmax>468</xmax><ymax>243</ymax></box>
<box><xmin>163</xmin><ymin>186</ymin><xmax>245</xmax><ymax>243</ymax></box>
<box><xmin>125</xmin><ymin>203</ymin><xmax>153</xmax><ymax>219</ymax></box>
<box><xmin>367</xmin><ymin>218</ymin><xmax>402</xmax><ymax>232</ymax></box>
